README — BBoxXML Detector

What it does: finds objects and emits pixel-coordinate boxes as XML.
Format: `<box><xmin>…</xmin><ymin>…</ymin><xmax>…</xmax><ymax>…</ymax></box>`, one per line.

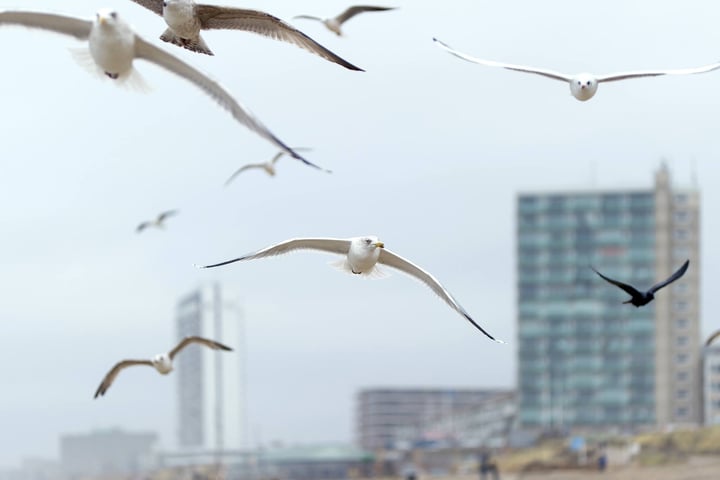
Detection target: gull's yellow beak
<box><xmin>98</xmin><ymin>15</ymin><xmax>107</xmax><ymax>25</ymax></box>
<box><xmin>373</xmin><ymin>242</ymin><xmax>385</xmax><ymax>248</ymax></box>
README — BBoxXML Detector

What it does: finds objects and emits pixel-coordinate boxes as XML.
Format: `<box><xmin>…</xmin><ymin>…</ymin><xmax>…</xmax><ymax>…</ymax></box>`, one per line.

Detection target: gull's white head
<box><xmin>355</xmin><ymin>235</ymin><xmax>385</xmax><ymax>251</ymax></box>
<box><xmin>569</xmin><ymin>73</ymin><xmax>599</xmax><ymax>101</ymax></box>
<box><xmin>95</xmin><ymin>8</ymin><xmax>120</xmax><ymax>27</ymax></box>
<box><xmin>152</xmin><ymin>353</ymin><xmax>173</xmax><ymax>374</ymax></box>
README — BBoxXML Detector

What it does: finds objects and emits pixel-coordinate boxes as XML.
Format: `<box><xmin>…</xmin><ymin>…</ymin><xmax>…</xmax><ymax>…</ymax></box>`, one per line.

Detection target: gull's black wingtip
<box><xmin>289</xmin><ymin>149</ymin><xmax>332</xmax><ymax>173</ymax></box>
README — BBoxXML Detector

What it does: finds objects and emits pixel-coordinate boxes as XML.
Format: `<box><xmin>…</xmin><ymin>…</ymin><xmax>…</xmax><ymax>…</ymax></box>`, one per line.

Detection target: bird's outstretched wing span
<box><xmin>706</xmin><ymin>330</ymin><xmax>720</xmax><ymax>347</ymax></box>
<box><xmin>169</xmin><ymin>336</ymin><xmax>232</xmax><ymax>359</ymax></box>
<box><xmin>94</xmin><ymin>359</ymin><xmax>153</xmax><ymax>398</ymax></box>
<box><xmin>0</xmin><ymin>11</ymin><xmax>92</xmax><ymax>39</ymax></box>
<box><xmin>378</xmin><ymin>249</ymin><xmax>501</xmax><ymax>342</ymax></box>
<box><xmin>132</xmin><ymin>35</ymin><xmax>329</xmax><ymax>172</ymax></box>
<box><xmin>272</xmin><ymin>147</ymin><xmax>313</xmax><ymax>164</ymax></box>
<box><xmin>432</xmin><ymin>38</ymin><xmax>572</xmax><ymax>82</ymax></box>
<box><xmin>598</xmin><ymin>64</ymin><xmax>720</xmax><ymax>83</ymax></box>
<box><xmin>648</xmin><ymin>259</ymin><xmax>690</xmax><ymax>294</ymax></box>
<box><xmin>158</xmin><ymin>210</ymin><xmax>178</xmax><ymax>222</ymax></box>
<box><xmin>136</xmin><ymin>222</ymin><xmax>151</xmax><ymax>233</ymax></box>
<box><xmin>129</xmin><ymin>0</ymin><xmax>164</xmax><ymax>16</ymax></box>
<box><xmin>224</xmin><ymin>163</ymin><xmax>266</xmax><ymax>185</ymax></box>
<box><xmin>195</xmin><ymin>6</ymin><xmax>363</xmax><ymax>71</ymax></box>
<box><xmin>199</xmin><ymin>238</ymin><xmax>351</xmax><ymax>268</ymax></box>
<box><xmin>335</xmin><ymin>6</ymin><xmax>396</xmax><ymax>25</ymax></box>
<box><xmin>591</xmin><ymin>267</ymin><xmax>643</xmax><ymax>298</ymax></box>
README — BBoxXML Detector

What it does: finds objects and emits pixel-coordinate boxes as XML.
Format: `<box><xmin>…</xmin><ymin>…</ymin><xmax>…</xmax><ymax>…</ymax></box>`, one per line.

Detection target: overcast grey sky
<box><xmin>2</xmin><ymin>0</ymin><xmax>720</xmax><ymax>468</ymax></box>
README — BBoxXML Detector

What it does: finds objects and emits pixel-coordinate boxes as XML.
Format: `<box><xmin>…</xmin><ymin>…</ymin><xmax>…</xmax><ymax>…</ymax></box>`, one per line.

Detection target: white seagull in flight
<box><xmin>0</xmin><ymin>8</ymin><xmax>326</xmax><ymax>170</ymax></box>
<box><xmin>433</xmin><ymin>37</ymin><xmax>720</xmax><ymax>101</ymax></box>
<box><xmin>198</xmin><ymin>236</ymin><xmax>503</xmax><ymax>342</ymax></box>
<box><xmin>136</xmin><ymin>209</ymin><xmax>178</xmax><ymax>233</ymax></box>
<box><xmin>293</xmin><ymin>6</ymin><xmax>396</xmax><ymax>36</ymax></box>
<box><xmin>94</xmin><ymin>336</ymin><xmax>232</xmax><ymax>398</ymax></box>
<box><xmin>127</xmin><ymin>0</ymin><xmax>362</xmax><ymax>70</ymax></box>
<box><xmin>224</xmin><ymin>148</ymin><xmax>312</xmax><ymax>186</ymax></box>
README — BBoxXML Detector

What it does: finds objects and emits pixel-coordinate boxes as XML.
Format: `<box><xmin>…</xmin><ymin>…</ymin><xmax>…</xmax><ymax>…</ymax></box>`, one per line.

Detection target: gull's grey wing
<box><xmin>136</xmin><ymin>222</ymin><xmax>151</xmax><ymax>233</ymax></box>
<box><xmin>433</xmin><ymin>38</ymin><xmax>572</xmax><ymax>82</ymax></box>
<box><xmin>591</xmin><ymin>267</ymin><xmax>643</xmax><ymax>298</ymax></box>
<box><xmin>272</xmin><ymin>147</ymin><xmax>312</xmax><ymax>164</ymax></box>
<box><xmin>0</xmin><ymin>11</ymin><xmax>92</xmax><ymax>39</ymax></box>
<box><xmin>128</xmin><ymin>0</ymin><xmax>164</xmax><ymax>16</ymax></box>
<box><xmin>195</xmin><ymin>6</ymin><xmax>363</xmax><ymax>71</ymax></box>
<box><xmin>378</xmin><ymin>248</ymin><xmax>501</xmax><ymax>342</ymax></box>
<box><xmin>94</xmin><ymin>359</ymin><xmax>153</xmax><ymax>398</ymax></box>
<box><xmin>224</xmin><ymin>163</ymin><xmax>267</xmax><ymax>185</ymax></box>
<box><xmin>200</xmin><ymin>237</ymin><xmax>351</xmax><ymax>268</ymax></box>
<box><xmin>648</xmin><ymin>259</ymin><xmax>690</xmax><ymax>294</ymax></box>
<box><xmin>335</xmin><ymin>6</ymin><xmax>396</xmax><ymax>25</ymax></box>
<box><xmin>706</xmin><ymin>330</ymin><xmax>720</xmax><ymax>347</ymax></box>
<box><xmin>169</xmin><ymin>336</ymin><xmax>232</xmax><ymax>360</ymax></box>
<box><xmin>598</xmin><ymin>63</ymin><xmax>720</xmax><ymax>83</ymax></box>
<box><xmin>132</xmin><ymin>35</ymin><xmax>330</xmax><ymax>172</ymax></box>
<box><xmin>158</xmin><ymin>210</ymin><xmax>178</xmax><ymax>222</ymax></box>
<box><xmin>292</xmin><ymin>15</ymin><xmax>324</xmax><ymax>22</ymax></box>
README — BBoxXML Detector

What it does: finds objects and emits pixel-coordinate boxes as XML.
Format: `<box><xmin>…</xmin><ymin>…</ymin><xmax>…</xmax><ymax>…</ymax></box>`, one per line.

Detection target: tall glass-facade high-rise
<box><xmin>516</xmin><ymin>165</ymin><xmax>700</xmax><ymax>430</ymax></box>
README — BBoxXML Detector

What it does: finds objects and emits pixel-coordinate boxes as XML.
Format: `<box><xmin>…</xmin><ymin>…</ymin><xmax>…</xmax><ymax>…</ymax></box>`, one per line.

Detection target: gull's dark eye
<box><xmin>110</xmin><ymin>11</ymin><xmax>117</xmax><ymax>19</ymax></box>
<box><xmin>577</xmin><ymin>81</ymin><xmax>581</xmax><ymax>85</ymax></box>
<box><xmin>586</xmin><ymin>81</ymin><xmax>592</xmax><ymax>86</ymax></box>
<box><xmin>365</xmin><ymin>239</ymin><xmax>371</xmax><ymax>245</ymax></box>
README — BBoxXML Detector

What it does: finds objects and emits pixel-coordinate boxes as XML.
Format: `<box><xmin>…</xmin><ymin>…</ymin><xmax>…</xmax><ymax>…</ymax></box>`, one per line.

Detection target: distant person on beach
<box><xmin>479</xmin><ymin>449</ymin><xmax>500</xmax><ymax>480</ymax></box>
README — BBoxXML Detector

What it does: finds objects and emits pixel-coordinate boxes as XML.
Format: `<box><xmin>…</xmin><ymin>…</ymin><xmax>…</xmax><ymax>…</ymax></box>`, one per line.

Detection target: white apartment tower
<box><xmin>176</xmin><ymin>284</ymin><xmax>245</xmax><ymax>452</ymax></box>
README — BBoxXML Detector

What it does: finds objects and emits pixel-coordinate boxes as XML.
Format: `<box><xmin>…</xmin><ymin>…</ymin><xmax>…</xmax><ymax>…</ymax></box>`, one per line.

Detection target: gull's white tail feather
<box><xmin>69</xmin><ymin>48</ymin><xmax>105</xmax><ymax>80</ymax></box>
<box><xmin>328</xmin><ymin>259</ymin><xmax>390</xmax><ymax>279</ymax></box>
<box><xmin>116</xmin><ymin>67</ymin><xmax>152</xmax><ymax>94</ymax></box>
<box><xmin>329</xmin><ymin>258</ymin><xmax>353</xmax><ymax>274</ymax></box>
<box><xmin>362</xmin><ymin>265</ymin><xmax>390</xmax><ymax>279</ymax></box>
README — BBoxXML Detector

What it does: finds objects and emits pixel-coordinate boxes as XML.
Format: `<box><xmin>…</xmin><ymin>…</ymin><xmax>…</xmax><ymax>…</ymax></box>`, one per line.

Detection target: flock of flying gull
<box><xmin>3</xmin><ymin>1</ymin><xmax>720</xmax><ymax>396</ymax></box>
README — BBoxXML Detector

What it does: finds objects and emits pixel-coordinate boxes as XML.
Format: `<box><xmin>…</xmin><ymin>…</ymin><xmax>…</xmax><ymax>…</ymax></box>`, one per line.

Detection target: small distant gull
<box><xmin>0</xmin><ymin>9</ymin><xmax>326</xmax><ymax>171</ymax></box>
<box><xmin>224</xmin><ymin>147</ymin><xmax>312</xmax><ymax>186</ymax></box>
<box><xmin>293</xmin><ymin>6</ymin><xmax>396</xmax><ymax>36</ymax></box>
<box><xmin>592</xmin><ymin>259</ymin><xmax>689</xmax><ymax>307</ymax></box>
<box><xmin>127</xmin><ymin>0</ymin><xmax>362</xmax><ymax>70</ymax></box>
<box><xmin>198</xmin><ymin>235</ymin><xmax>503</xmax><ymax>342</ymax></box>
<box><xmin>94</xmin><ymin>336</ymin><xmax>232</xmax><ymax>398</ymax></box>
<box><xmin>136</xmin><ymin>209</ymin><xmax>178</xmax><ymax>233</ymax></box>
<box><xmin>433</xmin><ymin>38</ymin><xmax>720</xmax><ymax>101</ymax></box>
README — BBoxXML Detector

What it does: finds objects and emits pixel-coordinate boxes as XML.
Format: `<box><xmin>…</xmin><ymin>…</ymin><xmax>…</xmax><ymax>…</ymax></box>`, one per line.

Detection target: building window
<box><xmin>675</xmin><ymin>194</ymin><xmax>688</xmax><ymax>205</ymax></box>
<box><xmin>674</xmin><ymin>211</ymin><xmax>689</xmax><ymax>223</ymax></box>
<box><xmin>676</xmin><ymin>318</ymin><xmax>688</xmax><ymax>329</ymax></box>
<box><xmin>674</xmin><ymin>229</ymin><xmax>688</xmax><ymax>241</ymax></box>
<box><xmin>676</xmin><ymin>407</ymin><xmax>689</xmax><ymax>417</ymax></box>
<box><xmin>676</xmin><ymin>353</ymin><xmax>688</xmax><ymax>363</ymax></box>
<box><xmin>676</xmin><ymin>389</ymin><xmax>688</xmax><ymax>399</ymax></box>
<box><xmin>674</xmin><ymin>301</ymin><xmax>688</xmax><ymax>312</ymax></box>
<box><xmin>673</xmin><ymin>283</ymin><xmax>689</xmax><ymax>294</ymax></box>
<box><xmin>712</xmin><ymin>382</ymin><xmax>720</xmax><ymax>392</ymax></box>
<box><xmin>676</xmin><ymin>371</ymin><xmax>688</xmax><ymax>382</ymax></box>
<box><xmin>676</xmin><ymin>336</ymin><xmax>688</xmax><ymax>347</ymax></box>
<box><xmin>713</xmin><ymin>364</ymin><xmax>720</xmax><ymax>374</ymax></box>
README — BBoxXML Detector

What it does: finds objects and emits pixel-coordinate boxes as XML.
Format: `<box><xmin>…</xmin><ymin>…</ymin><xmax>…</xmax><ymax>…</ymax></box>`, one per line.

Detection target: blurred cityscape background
<box><xmin>4</xmin><ymin>164</ymin><xmax>720</xmax><ymax>480</ymax></box>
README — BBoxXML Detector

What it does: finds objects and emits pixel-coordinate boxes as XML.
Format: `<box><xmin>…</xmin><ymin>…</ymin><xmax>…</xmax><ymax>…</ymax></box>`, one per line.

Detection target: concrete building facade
<box><xmin>516</xmin><ymin>164</ymin><xmax>700</xmax><ymax>431</ymax></box>
<box><xmin>702</xmin><ymin>344</ymin><xmax>720</xmax><ymax>425</ymax></box>
<box><xmin>355</xmin><ymin>388</ymin><xmax>512</xmax><ymax>450</ymax></box>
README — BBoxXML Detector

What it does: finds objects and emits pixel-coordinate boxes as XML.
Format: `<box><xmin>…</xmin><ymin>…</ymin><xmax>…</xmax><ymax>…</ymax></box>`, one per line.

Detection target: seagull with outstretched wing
<box><xmin>592</xmin><ymin>260</ymin><xmax>690</xmax><ymax>307</ymax></box>
<box><xmin>127</xmin><ymin>0</ymin><xmax>362</xmax><ymax>70</ymax></box>
<box><xmin>293</xmin><ymin>6</ymin><xmax>396</xmax><ymax>36</ymax></box>
<box><xmin>94</xmin><ymin>336</ymin><xmax>232</xmax><ymax>398</ymax></box>
<box><xmin>198</xmin><ymin>235</ymin><xmax>503</xmax><ymax>342</ymax></box>
<box><xmin>433</xmin><ymin>38</ymin><xmax>720</xmax><ymax>101</ymax></box>
<box><xmin>0</xmin><ymin>8</ymin><xmax>327</xmax><ymax>171</ymax></box>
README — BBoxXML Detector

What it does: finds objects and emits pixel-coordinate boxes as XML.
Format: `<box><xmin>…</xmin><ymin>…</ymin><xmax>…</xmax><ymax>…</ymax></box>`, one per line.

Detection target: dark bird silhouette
<box><xmin>706</xmin><ymin>330</ymin><xmax>720</xmax><ymax>347</ymax></box>
<box><xmin>592</xmin><ymin>259</ymin><xmax>689</xmax><ymax>307</ymax></box>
